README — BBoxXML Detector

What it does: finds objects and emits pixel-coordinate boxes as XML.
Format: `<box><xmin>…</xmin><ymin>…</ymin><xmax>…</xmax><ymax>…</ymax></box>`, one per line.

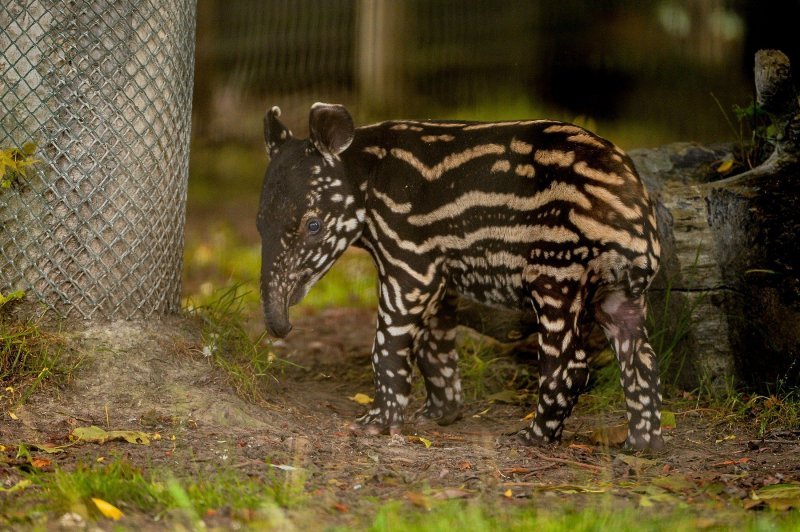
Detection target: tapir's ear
<box><xmin>264</xmin><ymin>106</ymin><xmax>292</xmax><ymax>157</ymax></box>
<box><xmin>308</xmin><ymin>102</ymin><xmax>355</xmax><ymax>159</ymax></box>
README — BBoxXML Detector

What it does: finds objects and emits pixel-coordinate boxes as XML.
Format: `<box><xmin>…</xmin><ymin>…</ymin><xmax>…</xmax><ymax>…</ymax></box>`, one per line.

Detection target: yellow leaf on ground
<box><xmin>504</xmin><ymin>489</ymin><xmax>513</xmax><ymax>498</ymax></box>
<box><xmin>417</xmin><ymin>436</ymin><xmax>432</xmax><ymax>448</ymax></box>
<box><xmin>348</xmin><ymin>393</ymin><xmax>373</xmax><ymax>405</ymax></box>
<box><xmin>70</xmin><ymin>426</ymin><xmax>150</xmax><ymax>445</ymax></box>
<box><xmin>92</xmin><ymin>498</ymin><xmax>123</xmax><ymax>520</ymax></box>
<box><xmin>716</xmin><ymin>159</ymin><xmax>734</xmax><ymax>174</ymax></box>
<box><xmin>29</xmin><ymin>442</ymin><xmax>69</xmax><ymax>454</ymax></box>
<box><xmin>8</xmin><ymin>412</ymin><xmax>18</xmax><ymax>420</ymax></box>
<box><xmin>472</xmin><ymin>406</ymin><xmax>491</xmax><ymax>418</ymax></box>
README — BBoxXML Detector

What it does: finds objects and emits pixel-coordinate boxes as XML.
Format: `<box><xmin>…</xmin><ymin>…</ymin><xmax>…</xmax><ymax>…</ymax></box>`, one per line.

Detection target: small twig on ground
<box><xmin>525</xmin><ymin>448</ymin><xmax>605</xmax><ymax>473</ymax></box>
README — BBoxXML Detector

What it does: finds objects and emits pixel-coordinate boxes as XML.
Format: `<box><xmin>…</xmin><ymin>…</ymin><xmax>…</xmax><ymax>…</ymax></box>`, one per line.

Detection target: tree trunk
<box><xmin>705</xmin><ymin>50</ymin><xmax>800</xmax><ymax>391</ymax></box>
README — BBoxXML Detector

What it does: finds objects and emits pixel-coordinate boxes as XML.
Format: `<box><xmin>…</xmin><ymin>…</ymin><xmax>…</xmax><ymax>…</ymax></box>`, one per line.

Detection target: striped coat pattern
<box><xmin>258</xmin><ymin>103</ymin><xmax>663</xmax><ymax>449</ymax></box>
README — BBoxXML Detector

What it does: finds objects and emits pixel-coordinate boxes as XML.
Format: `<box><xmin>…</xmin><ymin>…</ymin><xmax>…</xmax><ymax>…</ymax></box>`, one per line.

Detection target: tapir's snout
<box><xmin>262</xmin><ymin>297</ymin><xmax>293</xmax><ymax>338</ymax></box>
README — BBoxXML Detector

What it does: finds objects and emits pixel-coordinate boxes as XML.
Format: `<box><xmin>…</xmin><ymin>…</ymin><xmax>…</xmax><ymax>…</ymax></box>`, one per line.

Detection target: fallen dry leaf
<box><xmin>535</xmin><ymin>484</ymin><xmax>608</xmax><ymax>495</ymax></box>
<box><xmin>413</xmin><ymin>436</ymin><xmax>432</xmax><ymax>448</ymax></box>
<box><xmin>30</xmin><ymin>457</ymin><xmax>51</xmax><ymax>469</ymax></box>
<box><xmin>617</xmin><ymin>454</ymin><xmax>658</xmax><ymax>474</ymax></box>
<box><xmin>92</xmin><ymin>498</ymin><xmax>123</xmax><ymax>520</ymax></box>
<box><xmin>433</xmin><ymin>488</ymin><xmax>472</xmax><ymax>500</ymax></box>
<box><xmin>568</xmin><ymin>443</ymin><xmax>594</xmax><ymax>453</ymax></box>
<box><xmin>348</xmin><ymin>393</ymin><xmax>373</xmax><ymax>405</ymax></box>
<box><xmin>486</xmin><ymin>390</ymin><xmax>525</xmax><ymax>404</ymax></box>
<box><xmin>70</xmin><ymin>426</ymin><xmax>150</xmax><ymax>445</ymax></box>
<box><xmin>711</xmin><ymin>457</ymin><xmax>750</xmax><ymax>467</ymax></box>
<box><xmin>715</xmin><ymin>159</ymin><xmax>734</xmax><ymax>174</ymax></box>
<box><xmin>745</xmin><ymin>483</ymin><xmax>800</xmax><ymax>511</ymax></box>
<box><xmin>405</xmin><ymin>491</ymin><xmax>431</xmax><ymax>510</ymax></box>
<box><xmin>590</xmin><ymin>423</ymin><xmax>628</xmax><ymax>446</ymax></box>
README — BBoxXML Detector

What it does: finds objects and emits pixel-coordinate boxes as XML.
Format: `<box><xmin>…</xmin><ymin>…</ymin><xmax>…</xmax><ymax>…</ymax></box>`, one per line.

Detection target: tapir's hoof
<box><xmin>516</xmin><ymin>427</ymin><xmax>559</xmax><ymax>447</ymax></box>
<box><xmin>348</xmin><ymin>420</ymin><xmax>402</xmax><ymax>437</ymax></box>
<box><xmin>624</xmin><ymin>432</ymin><xmax>665</xmax><ymax>451</ymax></box>
<box><xmin>412</xmin><ymin>404</ymin><xmax>463</xmax><ymax>427</ymax></box>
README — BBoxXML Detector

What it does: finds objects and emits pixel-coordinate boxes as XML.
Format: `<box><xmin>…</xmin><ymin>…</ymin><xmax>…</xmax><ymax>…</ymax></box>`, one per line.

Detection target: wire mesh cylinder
<box><xmin>0</xmin><ymin>1</ymin><xmax>196</xmax><ymax>320</ymax></box>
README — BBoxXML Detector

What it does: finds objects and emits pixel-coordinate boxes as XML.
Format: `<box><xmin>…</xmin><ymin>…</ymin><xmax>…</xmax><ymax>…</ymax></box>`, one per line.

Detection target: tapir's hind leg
<box><xmin>593</xmin><ymin>290</ymin><xmax>663</xmax><ymax>449</ymax></box>
<box><xmin>518</xmin><ymin>278</ymin><xmax>591</xmax><ymax>445</ymax></box>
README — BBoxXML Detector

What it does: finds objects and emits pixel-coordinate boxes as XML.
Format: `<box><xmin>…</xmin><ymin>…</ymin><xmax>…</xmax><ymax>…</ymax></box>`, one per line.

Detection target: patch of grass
<box><xmin>6</xmin><ymin>459</ymin><xmax>303</xmax><ymax>528</ymax></box>
<box><xmin>712</xmin><ymin>94</ymin><xmax>775</xmax><ymax>174</ymax></box>
<box><xmin>367</xmin><ymin>498</ymin><xmax>800</xmax><ymax>532</ymax></box>
<box><xmin>456</xmin><ymin>335</ymin><xmax>537</xmax><ymax>403</ymax></box>
<box><xmin>185</xmin><ymin>285</ymin><xmax>277</xmax><ymax>403</ymax></box>
<box><xmin>581</xmin><ymin>349</ymin><xmax>625</xmax><ymax>415</ymax></box>
<box><xmin>182</xmin><ymin>222</ymin><xmax>262</xmax><ymax>314</ymax></box>
<box><xmin>647</xmin><ymin>280</ymin><xmax>696</xmax><ymax>390</ymax></box>
<box><xmin>0</xmin><ymin>319</ymin><xmax>78</xmax><ymax>409</ymax></box>
<box><xmin>709</xmin><ymin>389</ymin><xmax>800</xmax><ymax>438</ymax></box>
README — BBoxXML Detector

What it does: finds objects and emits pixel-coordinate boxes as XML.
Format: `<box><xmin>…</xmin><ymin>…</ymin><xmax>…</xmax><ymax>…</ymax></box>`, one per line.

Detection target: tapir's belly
<box><xmin>445</xmin><ymin>247</ymin><xmax>530</xmax><ymax>309</ymax></box>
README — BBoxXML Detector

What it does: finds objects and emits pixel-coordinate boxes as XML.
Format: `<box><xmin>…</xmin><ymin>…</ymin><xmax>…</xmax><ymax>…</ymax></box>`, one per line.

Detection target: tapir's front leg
<box><xmin>350</xmin><ymin>286</ymin><xmax>417</xmax><ymax>435</ymax></box>
<box><xmin>350</xmin><ymin>271</ymin><xmax>451</xmax><ymax>435</ymax></box>
<box><xmin>412</xmin><ymin>302</ymin><xmax>463</xmax><ymax>426</ymax></box>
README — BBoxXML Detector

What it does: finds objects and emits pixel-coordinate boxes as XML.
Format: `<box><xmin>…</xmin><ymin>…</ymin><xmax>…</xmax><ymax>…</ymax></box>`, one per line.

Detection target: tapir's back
<box><xmin>353</xmin><ymin>119</ymin><xmax>661</xmax><ymax>298</ymax></box>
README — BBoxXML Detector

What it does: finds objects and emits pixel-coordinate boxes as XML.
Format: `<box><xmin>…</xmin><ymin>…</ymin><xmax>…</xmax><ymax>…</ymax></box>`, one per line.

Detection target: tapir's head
<box><xmin>258</xmin><ymin>103</ymin><xmax>365</xmax><ymax>337</ymax></box>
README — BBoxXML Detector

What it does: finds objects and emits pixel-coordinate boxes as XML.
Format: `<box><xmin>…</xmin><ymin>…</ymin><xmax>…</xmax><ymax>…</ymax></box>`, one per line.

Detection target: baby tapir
<box><xmin>258</xmin><ymin>103</ymin><xmax>663</xmax><ymax>449</ymax></box>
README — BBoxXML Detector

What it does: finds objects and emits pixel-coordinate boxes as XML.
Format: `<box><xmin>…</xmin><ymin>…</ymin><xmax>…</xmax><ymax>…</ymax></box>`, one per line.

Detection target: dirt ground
<box><xmin>2</xmin><ymin>308</ymin><xmax>800</xmax><ymax>528</ymax></box>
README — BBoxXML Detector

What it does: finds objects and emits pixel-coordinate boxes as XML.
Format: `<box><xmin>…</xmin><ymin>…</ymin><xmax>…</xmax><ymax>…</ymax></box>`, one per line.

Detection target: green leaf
<box><xmin>486</xmin><ymin>389</ymin><xmax>526</xmax><ymax>404</ymax></box>
<box><xmin>660</xmin><ymin>410</ymin><xmax>677</xmax><ymax>429</ymax></box>
<box><xmin>0</xmin><ymin>290</ymin><xmax>25</xmax><ymax>306</ymax></box>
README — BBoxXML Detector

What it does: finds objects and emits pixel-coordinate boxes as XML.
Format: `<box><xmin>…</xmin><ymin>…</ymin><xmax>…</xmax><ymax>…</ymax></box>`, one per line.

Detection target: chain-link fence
<box><xmin>0</xmin><ymin>0</ymin><xmax>196</xmax><ymax>320</ymax></box>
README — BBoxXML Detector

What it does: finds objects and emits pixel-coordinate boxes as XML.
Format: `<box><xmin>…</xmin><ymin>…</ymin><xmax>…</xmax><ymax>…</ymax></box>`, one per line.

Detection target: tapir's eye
<box><xmin>306</xmin><ymin>218</ymin><xmax>322</xmax><ymax>235</ymax></box>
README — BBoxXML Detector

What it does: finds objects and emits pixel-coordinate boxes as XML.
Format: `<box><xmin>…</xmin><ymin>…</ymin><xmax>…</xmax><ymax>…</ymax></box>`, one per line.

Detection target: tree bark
<box><xmin>705</xmin><ymin>50</ymin><xmax>800</xmax><ymax>390</ymax></box>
